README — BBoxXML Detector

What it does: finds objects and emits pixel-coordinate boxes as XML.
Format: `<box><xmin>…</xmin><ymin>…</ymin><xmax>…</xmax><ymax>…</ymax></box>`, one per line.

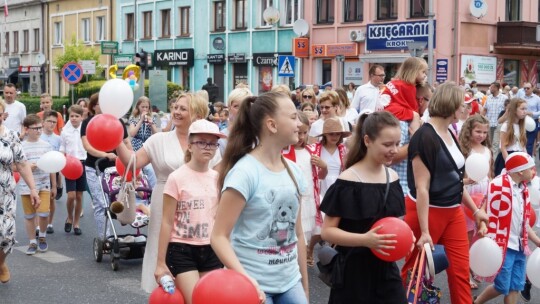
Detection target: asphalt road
<box><xmin>1</xmin><ymin>190</ymin><xmax>539</xmax><ymax>303</ymax></box>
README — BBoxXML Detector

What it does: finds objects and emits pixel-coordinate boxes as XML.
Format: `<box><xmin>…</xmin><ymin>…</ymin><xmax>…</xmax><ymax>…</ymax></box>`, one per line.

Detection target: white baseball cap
<box><xmin>188</xmin><ymin>119</ymin><xmax>227</xmax><ymax>138</ymax></box>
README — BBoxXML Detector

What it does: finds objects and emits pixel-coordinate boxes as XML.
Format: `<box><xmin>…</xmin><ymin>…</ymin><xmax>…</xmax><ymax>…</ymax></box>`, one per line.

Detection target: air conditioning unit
<box><xmin>349</xmin><ymin>30</ymin><xmax>365</xmax><ymax>42</ymax></box>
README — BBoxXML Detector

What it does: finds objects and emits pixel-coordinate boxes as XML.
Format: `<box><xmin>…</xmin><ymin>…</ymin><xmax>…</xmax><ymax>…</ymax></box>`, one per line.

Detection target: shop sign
<box><xmin>326</xmin><ymin>43</ymin><xmax>359</xmax><ymax>57</ymax></box>
<box><xmin>207</xmin><ymin>54</ymin><xmax>225</xmax><ymax>64</ymax></box>
<box><xmin>436</xmin><ymin>59</ymin><xmax>448</xmax><ymax>83</ymax></box>
<box><xmin>9</xmin><ymin>58</ymin><xmax>20</xmax><ymax>68</ymax></box>
<box><xmin>461</xmin><ymin>55</ymin><xmax>496</xmax><ymax>84</ymax></box>
<box><xmin>311</xmin><ymin>44</ymin><xmax>327</xmax><ymax>57</ymax></box>
<box><xmin>113</xmin><ymin>54</ymin><xmax>134</xmax><ymax>68</ymax></box>
<box><xmin>18</xmin><ymin>66</ymin><xmax>41</xmax><ymax>73</ymax></box>
<box><xmin>253</xmin><ymin>53</ymin><xmax>277</xmax><ymax>66</ymax></box>
<box><xmin>154</xmin><ymin>49</ymin><xmax>194</xmax><ymax>67</ymax></box>
<box><xmin>228</xmin><ymin>53</ymin><xmax>246</xmax><ymax>63</ymax></box>
<box><xmin>213</xmin><ymin>37</ymin><xmax>225</xmax><ymax>50</ymax></box>
<box><xmin>366</xmin><ymin>20</ymin><xmax>436</xmax><ymax>51</ymax></box>
<box><xmin>293</xmin><ymin>38</ymin><xmax>309</xmax><ymax>58</ymax></box>
<box><xmin>344</xmin><ymin>61</ymin><xmax>363</xmax><ymax>85</ymax></box>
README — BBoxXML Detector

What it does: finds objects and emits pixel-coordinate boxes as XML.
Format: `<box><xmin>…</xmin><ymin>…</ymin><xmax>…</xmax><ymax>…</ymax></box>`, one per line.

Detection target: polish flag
<box><xmin>3</xmin><ymin>0</ymin><xmax>8</xmax><ymax>17</ymax></box>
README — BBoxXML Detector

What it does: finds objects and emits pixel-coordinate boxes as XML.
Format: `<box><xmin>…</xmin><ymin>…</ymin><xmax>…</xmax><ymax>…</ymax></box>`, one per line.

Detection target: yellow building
<box><xmin>47</xmin><ymin>0</ymin><xmax>114</xmax><ymax>96</ymax></box>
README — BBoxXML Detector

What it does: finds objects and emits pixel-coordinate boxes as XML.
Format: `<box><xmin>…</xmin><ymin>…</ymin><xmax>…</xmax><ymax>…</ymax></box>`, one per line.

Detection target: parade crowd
<box><xmin>2</xmin><ymin>57</ymin><xmax>540</xmax><ymax>304</ymax></box>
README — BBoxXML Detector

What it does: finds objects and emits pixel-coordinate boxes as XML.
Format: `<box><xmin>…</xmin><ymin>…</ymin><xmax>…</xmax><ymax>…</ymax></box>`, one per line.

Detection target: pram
<box><xmin>92</xmin><ymin>158</ymin><xmax>152</xmax><ymax>271</ymax></box>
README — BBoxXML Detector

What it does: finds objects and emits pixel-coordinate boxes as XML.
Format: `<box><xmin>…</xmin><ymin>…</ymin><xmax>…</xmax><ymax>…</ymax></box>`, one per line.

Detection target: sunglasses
<box><xmin>302</xmin><ymin>95</ymin><xmax>313</xmax><ymax>99</ymax></box>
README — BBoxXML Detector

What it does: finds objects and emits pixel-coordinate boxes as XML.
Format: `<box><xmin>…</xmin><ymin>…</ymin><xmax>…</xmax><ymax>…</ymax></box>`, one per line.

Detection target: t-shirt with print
<box><xmin>163</xmin><ymin>164</ymin><xmax>219</xmax><ymax>245</ymax></box>
<box><xmin>19</xmin><ymin>140</ymin><xmax>52</xmax><ymax>194</ymax></box>
<box><xmin>222</xmin><ymin>154</ymin><xmax>307</xmax><ymax>294</ymax></box>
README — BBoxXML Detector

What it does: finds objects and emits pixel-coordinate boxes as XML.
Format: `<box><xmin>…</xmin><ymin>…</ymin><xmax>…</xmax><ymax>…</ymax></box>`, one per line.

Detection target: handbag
<box><xmin>317</xmin><ymin>166</ymin><xmax>390</xmax><ymax>288</ymax></box>
<box><xmin>406</xmin><ymin>247</ymin><xmax>442</xmax><ymax>304</ymax></box>
<box><xmin>115</xmin><ymin>153</ymin><xmax>137</xmax><ymax>225</ymax></box>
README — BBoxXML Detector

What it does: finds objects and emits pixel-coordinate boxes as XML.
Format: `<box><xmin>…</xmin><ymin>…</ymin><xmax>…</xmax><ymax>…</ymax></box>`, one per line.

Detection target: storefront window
<box><xmin>503</xmin><ymin>59</ymin><xmax>519</xmax><ymax>87</ymax></box>
<box><xmin>258</xmin><ymin>66</ymin><xmax>273</xmax><ymax>94</ymax></box>
<box><xmin>234</xmin><ymin>63</ymin><xmax>248</xmax><ymax>87</ymax></box>
<box><xmin>322</xmin><ymin>59</ymin><xmax>332</xmax><ymax>85</ymax></box>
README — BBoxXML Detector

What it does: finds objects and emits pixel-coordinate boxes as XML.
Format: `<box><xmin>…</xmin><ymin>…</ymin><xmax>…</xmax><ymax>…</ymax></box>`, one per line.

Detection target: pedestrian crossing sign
<box><xmin>278</xmin><ymin>55</ymin><xmax>295</xmax><ymax>77</ymax></box>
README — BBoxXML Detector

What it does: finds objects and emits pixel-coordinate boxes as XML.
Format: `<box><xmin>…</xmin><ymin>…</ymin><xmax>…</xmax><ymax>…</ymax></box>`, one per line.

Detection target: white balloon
<box><xmin>99</xmin><ymin>78</ymin><xmax>134</xmax><ymax>118</ymax></box>
<box><xmin>530</xmin><ymin>177</ymin><xmax>540</xmax><ymax>208</ymax></box>
<box><xmin>525</xmin><ymin>116</ymin><xmax>537</xmax><ymax>132</ymax></box>
<box><xmin>527</xmin><ymin>248</ymin><xmax>540</xmax><ymax>288</ymax></box>
<box><xmin>465</xmin><ymin>154</ymin><xmax>490</xmax><ymax>182</ymax></box>
<box><xmin>470</xmin><ymin>237</ymin><xmax>503</xmax><ymax>277</ymax></box>
<box><xmin>36</xmin><ymin>151</ymin><xmax>66</xmax><ymax>173</ymax></box>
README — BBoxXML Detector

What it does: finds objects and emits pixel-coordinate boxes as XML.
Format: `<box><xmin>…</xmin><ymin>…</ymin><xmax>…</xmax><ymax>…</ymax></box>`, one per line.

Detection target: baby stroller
<box><xmin>92</xmin><ymin>158</ymin><xmax>152</xmax><ymax>271</ymax></box>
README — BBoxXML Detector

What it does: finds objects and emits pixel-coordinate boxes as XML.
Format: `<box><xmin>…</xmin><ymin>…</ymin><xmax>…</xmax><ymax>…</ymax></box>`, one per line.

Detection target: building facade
<box><xmin>301</xmin><ymin>0</ymin><xmax>540</xmax><ymax>88</ymax></box>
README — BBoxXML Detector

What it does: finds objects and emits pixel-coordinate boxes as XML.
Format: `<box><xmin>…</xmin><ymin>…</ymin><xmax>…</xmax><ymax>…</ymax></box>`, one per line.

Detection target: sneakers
<box><xmin>37</xmin><ymin>237</ymin><xmax>48</xmax><ymax>252</ymax></box>
<box><xmin>26</xmin><ymin>243</ymin><xmax>38</xmax><ymax>255</ymax></box>
<box><xmin>521</xmin><ymin>280</ymin><xmax>532</xmax><ymax>302</ymax></box>
<box><xmin>46</xmin><ymin>225</ymin><xmax>54</xmax><ymax>234</ymax></box>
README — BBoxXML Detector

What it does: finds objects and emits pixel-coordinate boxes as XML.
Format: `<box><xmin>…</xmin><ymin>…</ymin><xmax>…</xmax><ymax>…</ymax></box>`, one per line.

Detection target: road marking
<box><xmin>13</xmin><ymin>246</ymin><xmax>75</xmax><ymax>263</ymax></box>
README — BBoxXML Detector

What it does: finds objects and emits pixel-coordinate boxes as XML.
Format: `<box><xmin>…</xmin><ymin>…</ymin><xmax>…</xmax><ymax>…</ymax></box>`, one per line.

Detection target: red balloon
<box><xmin>115</xmin><ymin>157</ymin><xmax>140</xmax><ymax>182</ymax></box>
<box><xmin>530</xmin><ymin>209</ymin><xmax>537</xmax><ymax>227</ymax></box>
<box><xmin>61</xmin><ymin>155</ymin><xmax>84</xmax><ymax>180</ymax></box>
<box><xmin>13</xmin><ymin>172</ymin><xmax>20</xmax><ymax>184</ymax></box>
<box><xmin>464</xmin><ymin>193</ymin><xmax>485</xmax><ymax>220</ymax></box>
<box><xmin>149</xmin><ymin>286</ymin><xmax>184</xmax><ymax>304</ymax></box>
<box><xmin>370</xmin><ymin>217</ymin><xmax>414</xmax><ymax>262</ymax></box>
<box><xmin>193</xmin><ymin>269</ymin><xmax>259</xmax><ymax>304</ymax></box>
<box><xmin>86</xmin><ymin>114</ymin><xmax>124</xmax><ymax>151</ymax></box>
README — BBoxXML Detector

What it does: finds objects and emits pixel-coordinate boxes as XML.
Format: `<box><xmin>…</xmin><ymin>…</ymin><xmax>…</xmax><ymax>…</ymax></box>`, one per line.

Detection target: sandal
<box><xmin>307</xmin><ymin>255</ymin><xmax>315</xmax><ymax>267</ymax></box>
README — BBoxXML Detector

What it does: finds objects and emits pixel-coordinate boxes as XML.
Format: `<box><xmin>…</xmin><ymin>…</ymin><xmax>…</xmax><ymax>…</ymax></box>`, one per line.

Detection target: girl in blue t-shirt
<box><xmin>211</xmin><ymin>91</ymin><xmax>309</xmax><ymax>304</ymax></box>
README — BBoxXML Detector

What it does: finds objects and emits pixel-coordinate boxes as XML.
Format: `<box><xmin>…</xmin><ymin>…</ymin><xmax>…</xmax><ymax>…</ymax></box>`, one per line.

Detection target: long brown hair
<box><xmin>504</xmin><ymin>98</ymin><xmax>527</xmax><ymax>148</ymax></box>
<box><xmin>131</xmin><ymin>96</ymin><xmax>151</xmax><ymax>118</ymax></box>
<box><xmin>345</xmin><ymin>111</ymin><xmax>400</xmax><ymax>169</ymax></box>
<box><xmin>459</xmin><ymin>114</ymin><xmax>491</xmax><ymax>158</ymax></box>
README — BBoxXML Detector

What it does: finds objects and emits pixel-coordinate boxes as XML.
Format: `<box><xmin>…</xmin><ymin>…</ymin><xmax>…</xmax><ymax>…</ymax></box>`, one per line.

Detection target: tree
<box><xmin>53</xmin><ymin>36</ymin><xmax>104</xmax><ymax>80</ymax></box>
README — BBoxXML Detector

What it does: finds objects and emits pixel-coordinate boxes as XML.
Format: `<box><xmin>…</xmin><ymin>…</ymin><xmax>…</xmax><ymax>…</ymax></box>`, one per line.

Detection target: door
<box><xmin>213</xmin><ymin>64</ymin><xmax>224</xmax><ymax>102</ymax></box>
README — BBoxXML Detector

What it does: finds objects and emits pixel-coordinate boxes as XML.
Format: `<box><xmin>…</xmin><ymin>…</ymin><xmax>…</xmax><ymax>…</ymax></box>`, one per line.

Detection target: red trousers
<box><xmin>401</xmin><ymin>196</ymin><xmax>472</xmax><ymax>304</ymax></box>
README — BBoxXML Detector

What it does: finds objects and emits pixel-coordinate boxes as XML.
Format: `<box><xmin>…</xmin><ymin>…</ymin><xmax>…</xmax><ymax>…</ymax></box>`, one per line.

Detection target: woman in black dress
<box><xmin>320</xmin><ymin>111</ymin><xmax>407</xmax><ymax>304</ymax></box>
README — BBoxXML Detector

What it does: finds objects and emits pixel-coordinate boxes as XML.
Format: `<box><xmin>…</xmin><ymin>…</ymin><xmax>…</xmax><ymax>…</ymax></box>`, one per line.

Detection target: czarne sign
<box><xmin>154</xmin><ymin>49</ymin><xmax>194</xmax><ymax>67</ymax></box>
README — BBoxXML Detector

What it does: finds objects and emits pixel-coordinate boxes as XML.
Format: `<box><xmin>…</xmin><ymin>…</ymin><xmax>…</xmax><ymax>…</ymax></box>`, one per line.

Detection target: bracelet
<box><xmin>473</xmin><ymin>209</ymin><xmax>480</xmax><ymax>217</ymax></box>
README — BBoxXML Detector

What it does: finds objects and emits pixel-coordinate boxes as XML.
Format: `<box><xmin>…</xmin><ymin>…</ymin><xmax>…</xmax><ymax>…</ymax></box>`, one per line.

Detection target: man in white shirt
<box><xmin>3</xmin><ymin>83</ymin><xmax>27</xmax><ymax>137</ymax></box>
<box><xmin>351</xmin><ymin>64</ymin><xmax>385</xmax><ymax>113</ymax></box>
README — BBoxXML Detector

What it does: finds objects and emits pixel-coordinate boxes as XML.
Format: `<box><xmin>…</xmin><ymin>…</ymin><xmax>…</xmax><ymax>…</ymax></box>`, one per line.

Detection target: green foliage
<box><xmin>18</xmin><ymin>95</ymin><xmax>70</xmax><ymax>114</ymax></box>
<box><xmin>53</xmin><ymin>36</ymin><xmax>104</xmax><ymax>80</ymax></box>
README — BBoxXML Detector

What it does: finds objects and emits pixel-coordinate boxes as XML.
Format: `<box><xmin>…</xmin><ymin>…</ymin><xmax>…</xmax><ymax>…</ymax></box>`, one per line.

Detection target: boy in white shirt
<box><xmin>40</xmin><ymin>110</ymin><xmax>62</xmax><ymax>234</ymax></box>
<box><xmin>20</xmin><ymin>114</ymin><xmax>56</xmax><ymax>255</ymax></box>
<box><xmin>60</xmin><ymin>105</ymin><xmax>87</xmax><ymax>235</ymax></box>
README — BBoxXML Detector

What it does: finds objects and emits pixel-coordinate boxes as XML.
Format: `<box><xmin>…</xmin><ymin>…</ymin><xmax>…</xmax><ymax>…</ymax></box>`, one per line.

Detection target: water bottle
<box><xmin>160</xmin><ymin>275</ymin><xmax>175</xmax><ymax>294</ymax></box>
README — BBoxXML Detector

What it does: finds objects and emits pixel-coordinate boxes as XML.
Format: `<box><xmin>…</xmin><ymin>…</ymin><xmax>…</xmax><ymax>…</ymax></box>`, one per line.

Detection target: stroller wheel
<box><xmin>93</xmin><ymin>238</ymin><xmax>103</xmax><ymax>262</ymax></box>
<box><xmin>111</xmin><ymin>257</ymin><xmax>119</xmax><ymax>271</ymax></box>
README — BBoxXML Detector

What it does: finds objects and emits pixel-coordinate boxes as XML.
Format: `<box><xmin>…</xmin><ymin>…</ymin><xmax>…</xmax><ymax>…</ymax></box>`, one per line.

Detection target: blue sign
<box><xmin>278</xmin><ymin>55</ymin><xmax>295</xmax><ymax>77</ymax></box>
<box><xmin>436</xmin><ymin>59</ymin><xmax>448</xmax><ymax>83</ymax></box>
<box><xmin>61</xmin><ymin>62</ymin><xmax>83</xmax><ymax>84</ymax></box>
<box><xmin>366</xmin><ymin>20</ymin><xmax>436</xmax><ymax>51</ymax></box>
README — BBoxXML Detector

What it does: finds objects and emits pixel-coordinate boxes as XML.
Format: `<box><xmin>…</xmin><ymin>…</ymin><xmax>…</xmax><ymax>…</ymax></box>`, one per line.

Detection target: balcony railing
<box><xmin>495</xmin><ymin>21</ymin><xmax>540</xmax><ymax>47</ymax></box>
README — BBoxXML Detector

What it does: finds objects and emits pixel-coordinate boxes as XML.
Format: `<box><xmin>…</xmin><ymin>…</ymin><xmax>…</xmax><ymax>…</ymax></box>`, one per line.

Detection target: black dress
<box><xmin>319</xmin><ymin>179</ymin><xmax>407</xmax><ymax>304</ymax></box>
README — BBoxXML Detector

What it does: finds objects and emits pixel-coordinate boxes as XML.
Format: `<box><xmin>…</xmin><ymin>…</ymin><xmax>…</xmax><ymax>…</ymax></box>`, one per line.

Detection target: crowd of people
<box><xmin>1</xmin><ymin>57</ymin><xmax>540</xmax><ymax>303</ymax></box>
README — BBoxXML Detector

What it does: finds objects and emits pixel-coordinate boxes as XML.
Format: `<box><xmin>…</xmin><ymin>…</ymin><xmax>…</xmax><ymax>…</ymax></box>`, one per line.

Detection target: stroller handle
<box><xmin>95</xmin><ymin>157</ymin><xmax>112</xmax><ymax>175</ymax></box>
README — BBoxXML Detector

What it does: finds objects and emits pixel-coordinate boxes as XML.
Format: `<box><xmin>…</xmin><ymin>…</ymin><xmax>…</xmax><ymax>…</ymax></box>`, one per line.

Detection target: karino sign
<box><xmin>154</xmin><ymin>49</ymin><xmax>194</xmax><ymax>67</ymax></box>
<box><xmin>366</xmin><ymin>20</ymin><xmax>436</xmax><ymax>51</ymax></box>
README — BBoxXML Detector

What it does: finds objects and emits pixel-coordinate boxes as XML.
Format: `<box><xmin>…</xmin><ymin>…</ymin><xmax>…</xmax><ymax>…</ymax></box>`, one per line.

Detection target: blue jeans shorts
<box><xmin>494</xmin><ymin>248</ymin><xmax>526</xmax><ymax>295</ymax></box>
<box><xmin>265</xmin><ymin>281</ymin><xmax>307</xmax><ymax>304</ymax></box>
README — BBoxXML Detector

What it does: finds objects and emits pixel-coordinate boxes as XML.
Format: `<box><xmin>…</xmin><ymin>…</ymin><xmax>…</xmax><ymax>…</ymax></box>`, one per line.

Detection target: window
<box><xmin>179</xmin><ymin>7</ymin><xmax>190</xmax><ymax>36</ymax></box>
<box><xmin>506</xmin><ymin>0</ymin><xmax>521</xmax><ymax>21</ymax></box>
<box><xmin>96</xmin><ymin>16</ymin><xmax>106</xmax><ymax>41</ymax></box>
<box><xmin>13</xmin><ymin>31</ymin><xmax>18</xmax><ymax>53</ymax></box>
<box><xmin>344</xmin><ymin>0</ymin><xmax>363</xmax><ymax>22</ymax></box>
<box><xmin>235</xmin><ymin>0</ymin><xmax>247</xmax><ymax>29</ymax></box>
<box><xmin>4</xmin><ymin>32</ymin><xmax>9</xmax><ymax>54</ymax></box>
<box><xmin>214</xmin><ymin>1</ymin><xmax>226</xmax><ymax>31</ymax></box>
<box><xmin>143</xmin><ymin>11</ymin><xmax>152</xmax><ymax>39</ymax></box>
<box><xmin>126</xmin><ymin>13</ymin><xmax>134</xmax><ymax>40</ymax></box>
<box><xmin>503</xmin><ymin>59</ymin><xmax>519</xmax><ymax>87</ymax></box>
<box><xmin>23</xmin><ymin>30</ymin><xmax>29</xmax><ymax>52</ymax></box>
<box><xmin>54</xmin><ymin>22</ymin><xmax>62</xmax><ymax>45</ymax></box>
<box><xmin>281</xmin><ymin>0</ymin><xmax>299</xmax><ymax>25</ymax></box>
<box><xmin>161</xmin><ymin>9</ymin><xmax>171</xmax><ymax>38</ymax></box>
<box><xmin>261</xmin><ymin>0</ymin><xmax>273</xmax><ymax>26</ymax></box>
<box><xmin>410</xmin><ymin>0</ymin><xmax>428</xmax><ymax>17</ymax></box>
<box><xmin>81</xmin><ymin>18</ymin><xmax>91</xmax><ymax>42</ymax></box>
<box><xmin>317</xmin><ymin>0</ymin><xmax>335</xmax><ymax>24</ymax></box>
<box><xmin>377</xmin><ymin>0</ymin><xmax>397</xmax><ymax>20</ymax></box>
<box><xmin>33</xmin><ymin>28</ymin><xmax>39</xmax><ymax>51</ymax></box>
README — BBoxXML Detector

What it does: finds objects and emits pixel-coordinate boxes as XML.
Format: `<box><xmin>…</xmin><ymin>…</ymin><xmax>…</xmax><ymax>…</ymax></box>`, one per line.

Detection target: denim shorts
<box><xmin>265</xmin><ymin>281</ymin><xmax>307</xmax><ymax>304</ymax></box>
<box><xmin>165</xmin><ymin>242</ymin><xmax>223</xmax><ymax>277</ymax></box>
<box><xmin>494</xmin><ymin>248</ymin><xmax>526</xmax><ymax>295</ymax></box>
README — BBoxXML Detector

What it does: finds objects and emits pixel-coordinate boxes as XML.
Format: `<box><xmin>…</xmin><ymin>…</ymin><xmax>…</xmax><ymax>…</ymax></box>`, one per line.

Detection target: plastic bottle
<box><xmin>160</xmin><ymin>275</ymin><xmax>175</xmax><ymax>294</ymax></box>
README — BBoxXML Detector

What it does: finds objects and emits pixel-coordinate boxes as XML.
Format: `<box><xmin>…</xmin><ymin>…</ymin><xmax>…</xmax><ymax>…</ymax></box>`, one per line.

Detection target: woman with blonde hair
<box><xmin>335</xmin><ymin>87</ymin><xmax>359</xmax><ymax>125</ymax></box>
<box><xmin>218</xmin><ymin>87</ymin><xmax>253</xmax><ymax>155</ymax></box>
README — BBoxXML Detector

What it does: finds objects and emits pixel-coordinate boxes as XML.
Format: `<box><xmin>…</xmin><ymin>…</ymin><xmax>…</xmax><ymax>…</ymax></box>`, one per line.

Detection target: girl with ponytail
<box><xmin>320</xmin><ymin>111</ymin><xmax>408</xmax><ymax>303</ymax></box>
<box><xmin>211</xmin><ymin>92</ymin><xmax>309</xmax><ymax>303</ymax></box>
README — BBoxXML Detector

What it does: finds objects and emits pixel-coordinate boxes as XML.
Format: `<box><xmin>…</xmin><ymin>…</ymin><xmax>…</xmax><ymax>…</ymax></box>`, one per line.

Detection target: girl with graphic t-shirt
<box><xmin>494</xmin><ymin>98</ymin><xmax>527</xmax><ymax>176</ymax></box>
<box><xmin>154</xmin><ymin>120</ymin><xmax>226</xmax><ymax>304</ymax></box>
<box><xmin>211</xmin><ymin>92</ymin><xmax>309</xmax><ymax>304</ymax></box>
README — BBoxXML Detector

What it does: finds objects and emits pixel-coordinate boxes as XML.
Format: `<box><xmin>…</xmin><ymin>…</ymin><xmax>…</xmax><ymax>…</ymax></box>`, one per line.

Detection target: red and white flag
<box><xmin>4</xmin><ymin>0</ymin><xmax>8</xmax><ymax>17</ymax></box>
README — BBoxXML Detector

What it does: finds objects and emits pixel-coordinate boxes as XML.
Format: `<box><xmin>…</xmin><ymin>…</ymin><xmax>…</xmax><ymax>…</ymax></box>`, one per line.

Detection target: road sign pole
<box><xmin>71</xmin><ymin>84</ymin><xmax>74</xmax><ymax>106</ymax></box>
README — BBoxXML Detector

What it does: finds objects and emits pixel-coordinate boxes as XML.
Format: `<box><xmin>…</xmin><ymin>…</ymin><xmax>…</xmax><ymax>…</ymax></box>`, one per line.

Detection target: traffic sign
<box><xmin>278</xmin><ymin>55</ymin><xmax>295</xmax><ymax>77</ymax></box>
<box><xmin>61</xmin><ymin>62</ymin><xmax>83</xmax><ymax>84</ymax></box>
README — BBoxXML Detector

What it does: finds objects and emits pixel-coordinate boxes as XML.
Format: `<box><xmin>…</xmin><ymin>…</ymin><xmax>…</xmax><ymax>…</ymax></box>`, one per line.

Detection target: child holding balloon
<box><xmin>320</xmin><ymin>111</ymin><xmax>407</xmax><ymax>303</ymax></box>
<box><xmin>19</xmin><ymin>114</ymin><xmax>56</xmax><ymax>254</ymax></box>
<box><xmin>474</xmin><ymin>152</ymin><xmax>540</xmax><ymax>304</ymax></box>
<box><xmin>154</xmin><ymin>120</ymin><xmax>226</xmax><ymax>304</ymax></box>
<box><xmin>494</xmin><ymin>98</ymin><xmax>528</xmax><ymax>176</ymax></box>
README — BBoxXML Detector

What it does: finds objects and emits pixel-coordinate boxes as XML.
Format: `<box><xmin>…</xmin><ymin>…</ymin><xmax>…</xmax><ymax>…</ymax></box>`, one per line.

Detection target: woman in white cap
<box><xmin>154</xmin><ymin>119</ymin><xmax>226</xmax><ymax>304</ymax></box>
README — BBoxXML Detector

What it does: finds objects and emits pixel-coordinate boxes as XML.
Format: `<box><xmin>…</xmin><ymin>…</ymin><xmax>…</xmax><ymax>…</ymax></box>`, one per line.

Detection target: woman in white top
<box><xmin>494</xmin><ymin>98</ymin><xmax>527</xmax><ymax>176</ymax></box>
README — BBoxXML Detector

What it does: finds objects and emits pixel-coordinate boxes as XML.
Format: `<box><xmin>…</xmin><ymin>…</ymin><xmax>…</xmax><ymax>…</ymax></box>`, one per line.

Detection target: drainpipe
<box><xmin>427</xmin><ymin>0</ymin><xmax>434</xmax><ymax>84</ymax></box>
<box><xmin>452</xmin><ymin>0</ymin><xmax>459</xmax><ymax>82</ymax></box>
<box><xmin>109</xmin><ymin>0</ymin><xmax>113</xmax><ymax>69</ymax></box>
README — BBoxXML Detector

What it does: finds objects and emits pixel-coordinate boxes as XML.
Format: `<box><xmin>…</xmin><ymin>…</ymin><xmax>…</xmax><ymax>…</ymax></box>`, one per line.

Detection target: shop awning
<box><xmin>359</xmin><ymin>53</ymin><xmax>423</xmax><ymax>64</ymax></box>
<box><xmin>0</xmin><ymin>68</ymin><xmax>18</xmax><ymax>79</ymax></box>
